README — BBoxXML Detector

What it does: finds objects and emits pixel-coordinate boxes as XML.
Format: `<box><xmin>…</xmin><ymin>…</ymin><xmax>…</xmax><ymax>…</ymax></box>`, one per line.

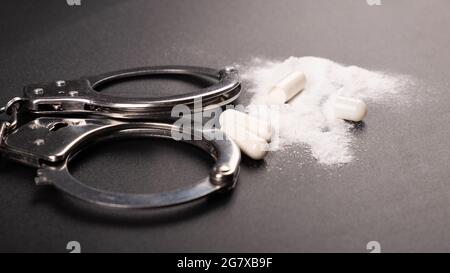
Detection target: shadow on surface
<box><xmin>31</xmin><ymin>185</ymin><xmax>234</xmax><ymax>228</ymax></box>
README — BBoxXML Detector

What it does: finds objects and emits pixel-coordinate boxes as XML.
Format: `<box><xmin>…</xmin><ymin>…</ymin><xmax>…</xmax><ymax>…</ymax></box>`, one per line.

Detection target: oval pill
<box><xmin>219</xmin><ymin>109</ymin><xmax>272</xmax><ymax>141</ymax></box>
<box><xmin>333</xmin><ymin>96</ymin><xmax>368</xmax><ymax>122</ymax></box>
<box><xmin>220</xmin><ymin>123</ymin><xmax>269</xmax><ymax>160</ymax></box>
<box><xmin>268</xmin><ymin>71</ymin><xmax>306</xmax><ymax>104</ymax></box>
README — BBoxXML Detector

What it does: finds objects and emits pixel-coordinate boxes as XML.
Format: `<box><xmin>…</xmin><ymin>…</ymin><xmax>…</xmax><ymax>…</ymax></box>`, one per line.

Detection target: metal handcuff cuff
<box><xmin>0</xmin><ymin>66</ymin><xmax>242</xmax><ymax>209</ymax></box>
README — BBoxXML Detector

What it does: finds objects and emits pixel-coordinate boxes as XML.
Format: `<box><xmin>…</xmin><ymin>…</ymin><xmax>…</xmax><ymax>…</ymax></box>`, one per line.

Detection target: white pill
<box><xmin>333</xmin><ymin>96</ymin><xmax>368</xmax><ymax>122</ymax></box>
<box><xmin>220</xmin><ymin>123</ymin><xmax>269</xmax><ymax>160</ymax></box>
<box><xmin>268</xmin><ymin>71</ymin><xmax>306</xmax><ymax>104</ymax></box>
<box><xmin>219</xmin><ymin>109</ymin><xmax>272</xmax><ymax>141</ymax></box>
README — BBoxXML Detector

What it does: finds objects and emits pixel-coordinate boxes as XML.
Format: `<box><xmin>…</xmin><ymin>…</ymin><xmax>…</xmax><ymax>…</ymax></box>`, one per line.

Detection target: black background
<box><xmin>0</xmin><ymin>0</ymin><xmax>449</xmax><ymax>252</ymax></box>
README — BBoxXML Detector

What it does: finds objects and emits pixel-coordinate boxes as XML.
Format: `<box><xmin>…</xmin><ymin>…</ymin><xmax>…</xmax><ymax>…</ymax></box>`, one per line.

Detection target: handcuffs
<box><xmin>0</xmin><ymin>66</ymin><xmax>242</xmax><ymax>209</ymax></box>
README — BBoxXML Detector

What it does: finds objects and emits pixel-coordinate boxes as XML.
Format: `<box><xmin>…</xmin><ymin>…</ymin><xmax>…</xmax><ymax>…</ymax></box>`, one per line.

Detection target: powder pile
<box><xmin>241</xmin><ymin>56</ymin><xmax>412</xmax><ymax>165</ymax></box>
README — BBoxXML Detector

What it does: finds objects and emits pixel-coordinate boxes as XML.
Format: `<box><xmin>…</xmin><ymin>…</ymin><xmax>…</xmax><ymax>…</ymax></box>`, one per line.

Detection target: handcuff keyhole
<box><xmin>48</xmin><ymin>122</ymin><xmax>69</xmax><ymax>132</ymax></box>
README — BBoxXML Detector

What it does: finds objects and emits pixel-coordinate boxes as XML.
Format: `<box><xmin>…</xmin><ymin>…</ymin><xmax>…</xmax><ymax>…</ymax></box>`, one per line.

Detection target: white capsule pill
<box><xmin>333</xmin><ymin>96</ymin><xmax>368</xmax><ymax>122</ymax></box>
<box><xmin>219</xmin><ymin>109</ymin><xmax>272</xmax><ymax>141</ymax></box>
<box><xmin>220</xmin><ymin>123</ymin><xmax>269</xmax><ymax>160</ymax></box>
<box><xmin>268</xmin><ymin>71</ymin><xmax>307</xmax><ymax>104</ymax></box>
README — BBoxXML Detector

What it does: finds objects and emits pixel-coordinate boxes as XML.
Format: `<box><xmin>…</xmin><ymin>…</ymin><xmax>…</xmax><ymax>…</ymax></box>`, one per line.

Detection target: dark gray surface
<box><xmin>0</xmin><ymin>0</ymin><xmax>449</xmax><ymax>253</ymax></box>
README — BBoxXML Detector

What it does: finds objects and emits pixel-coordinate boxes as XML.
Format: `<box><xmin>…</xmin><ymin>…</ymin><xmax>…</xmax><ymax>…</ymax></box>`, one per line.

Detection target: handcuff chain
<box><xmin>0</xmin><ymin>97</ymin><xmax>25</xmax><ymax>137</ymax></box>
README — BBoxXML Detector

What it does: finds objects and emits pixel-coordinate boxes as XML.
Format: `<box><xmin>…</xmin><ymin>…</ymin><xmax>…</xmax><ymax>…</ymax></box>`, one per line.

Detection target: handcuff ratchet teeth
<box><xmin>0</xmin><ymin>66</ymin><xmax>242</xmax><ymax>209</ymax></box>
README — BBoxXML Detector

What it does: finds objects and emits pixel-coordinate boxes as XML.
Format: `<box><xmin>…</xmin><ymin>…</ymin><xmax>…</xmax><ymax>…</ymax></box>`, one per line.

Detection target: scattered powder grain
<box><xmin>241</xmin><ymin>56</ymin><xmax>412</xmax><ymax>165</ymax></box>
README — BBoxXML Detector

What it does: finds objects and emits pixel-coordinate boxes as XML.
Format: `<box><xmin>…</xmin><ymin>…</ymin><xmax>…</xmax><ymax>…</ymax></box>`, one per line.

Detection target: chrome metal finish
<box><xmin>23</xmin><ymin>66</ymin><xmax>241</xmax><ymax>119</ymax></box>
<box><xmin>0</xmin><ymin>66</ymin><xmax>242</xmax><ymax>209</ymax></box>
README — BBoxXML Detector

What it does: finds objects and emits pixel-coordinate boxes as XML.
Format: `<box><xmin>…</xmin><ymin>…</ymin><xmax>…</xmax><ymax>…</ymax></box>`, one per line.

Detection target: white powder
<box><xmin>241</xmin><ymin>56</ymin><xmax>412</xmax><ymax>165</ymax></box>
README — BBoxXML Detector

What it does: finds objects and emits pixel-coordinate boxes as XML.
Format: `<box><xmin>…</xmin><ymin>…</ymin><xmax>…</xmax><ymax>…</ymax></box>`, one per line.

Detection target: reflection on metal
<box><xmin>0</xmin><ymin>66</ymin><xmax>241</xmax><ymax>209</ymax></box>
